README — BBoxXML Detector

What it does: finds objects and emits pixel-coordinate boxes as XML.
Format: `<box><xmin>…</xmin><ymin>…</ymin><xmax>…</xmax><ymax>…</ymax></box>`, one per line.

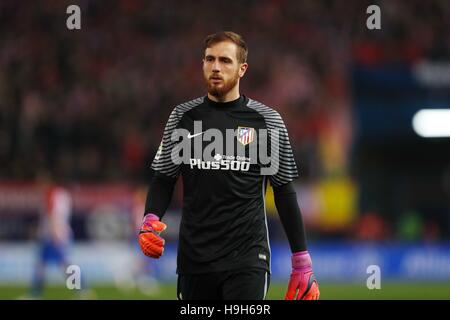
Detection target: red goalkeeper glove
<box><xmin>138</xmin><ymin>213</ymin><xmax>167</xmax><ymax>259</ymax></box>
<box><xmin>285</xmin><ymin>251</ymin><xmax>320</xmax><ymax>300</ymax></box>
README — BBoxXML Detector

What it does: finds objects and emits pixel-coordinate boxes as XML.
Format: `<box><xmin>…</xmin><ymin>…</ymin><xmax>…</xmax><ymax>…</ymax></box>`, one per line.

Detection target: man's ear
<box><xmin>239</xmin><ymin>63</ymin><xmax>248</xmax><ymax>78</ymax></box>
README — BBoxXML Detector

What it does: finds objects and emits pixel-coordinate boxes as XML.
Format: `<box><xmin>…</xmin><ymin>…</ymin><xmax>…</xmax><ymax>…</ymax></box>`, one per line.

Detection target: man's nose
<box><xmin>212</xmin><ymin>60</ymin><xmax>221</xmax><ymax>72</ymax></box>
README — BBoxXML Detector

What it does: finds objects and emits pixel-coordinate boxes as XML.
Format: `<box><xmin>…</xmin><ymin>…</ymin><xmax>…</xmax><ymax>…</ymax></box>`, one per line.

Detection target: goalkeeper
<box><xmin>139</xmin><ymin>31</ymin><xmax>319</xmax><ymax>300</ymax></box>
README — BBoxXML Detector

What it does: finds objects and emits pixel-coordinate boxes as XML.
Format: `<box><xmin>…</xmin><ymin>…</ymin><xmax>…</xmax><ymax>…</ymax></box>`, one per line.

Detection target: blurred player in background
<box><xmin>138</xmin><ymin>31</ymin><xmax>320</xmax><ymax>300</ymax></box>
<box><xmin>27</xmin><ymin>172</ymin><xmax>92</xmax><ymax>299</ymax></box>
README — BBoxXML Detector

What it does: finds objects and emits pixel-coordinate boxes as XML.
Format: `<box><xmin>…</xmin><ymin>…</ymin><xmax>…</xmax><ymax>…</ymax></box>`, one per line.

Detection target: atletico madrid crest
<box><xmin>237</xmin><ymin>127</ymin><xmax>255</xmax><ymax>145</ymax></box>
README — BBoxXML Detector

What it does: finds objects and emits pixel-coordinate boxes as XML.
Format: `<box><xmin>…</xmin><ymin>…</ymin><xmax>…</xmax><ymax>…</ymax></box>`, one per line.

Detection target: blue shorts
<box><xmin>39</xmin><ymin>240</ymin><xmax>69</xmax><ymax>264</ymax></box>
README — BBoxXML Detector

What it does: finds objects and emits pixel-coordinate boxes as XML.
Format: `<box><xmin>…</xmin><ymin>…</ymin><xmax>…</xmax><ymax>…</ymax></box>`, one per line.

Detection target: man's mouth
<box><xmin>210</xmin><ymin>77</ymin><xmax>223</xmax><ymax>84</ymax></box>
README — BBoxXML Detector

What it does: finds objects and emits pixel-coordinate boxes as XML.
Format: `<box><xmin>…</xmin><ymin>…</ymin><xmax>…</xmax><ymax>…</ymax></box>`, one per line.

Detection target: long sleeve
<box><xmin>144</xmin><ymin>170</ymin><xmax>177</xmax><ymax>219</ymax></box>
<box><xmin>145</xmin><ymin>102</ymin><xmax>193</xmax><ymax>218</ymax></box>
<box><xmin>273</xmin><ymin>181</ymin><xmax>307</xmax><ymax>252</ymax></box>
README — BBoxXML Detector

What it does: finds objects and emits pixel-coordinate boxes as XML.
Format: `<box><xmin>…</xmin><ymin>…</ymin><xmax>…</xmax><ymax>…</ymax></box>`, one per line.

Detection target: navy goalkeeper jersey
<box><xmin>151</xmin><ymin>95</ymin><xmax>299</xmax><ymax>274</ymax></box>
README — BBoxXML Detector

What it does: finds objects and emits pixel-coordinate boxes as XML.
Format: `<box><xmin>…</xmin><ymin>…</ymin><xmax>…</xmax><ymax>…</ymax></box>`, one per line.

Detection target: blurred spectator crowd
<box><xmin>1</xmin><ymin>0</ymin><xmax>448</xmax><ymax>181</ymax></box>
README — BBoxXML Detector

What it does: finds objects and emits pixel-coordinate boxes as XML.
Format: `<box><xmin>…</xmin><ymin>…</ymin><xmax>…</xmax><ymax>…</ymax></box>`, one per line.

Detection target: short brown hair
<box><xmin>203</xmin><ymin>31</ymin><xmax>248</xmax><ymax>63</ymax></box>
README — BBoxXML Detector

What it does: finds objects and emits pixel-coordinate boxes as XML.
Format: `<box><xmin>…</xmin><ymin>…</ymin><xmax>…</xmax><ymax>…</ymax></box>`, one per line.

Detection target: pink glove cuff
<box><xmin>142</xmin><ymin>213</ymin><xmax>160</xmax><ymax>229</ymax></box>
<box><xmin>292</xmin><ymin>251</ymin><xmax>312</xmax><ymax>270</ymax></box>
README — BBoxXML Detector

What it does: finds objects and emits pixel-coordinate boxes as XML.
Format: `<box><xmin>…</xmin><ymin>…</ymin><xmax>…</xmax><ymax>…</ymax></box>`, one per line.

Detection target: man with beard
<box><xmin>138</xmin><ymin>31</ymin><xmax>320</xmax><ymax>300</ymax></box>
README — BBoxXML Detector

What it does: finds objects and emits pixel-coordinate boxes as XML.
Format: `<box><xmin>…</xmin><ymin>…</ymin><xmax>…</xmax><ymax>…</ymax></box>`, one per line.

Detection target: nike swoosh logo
<box><xmin>187</xmin><ymin>132</ymin><xmax>205</xmax><ymax>139</ymax></box>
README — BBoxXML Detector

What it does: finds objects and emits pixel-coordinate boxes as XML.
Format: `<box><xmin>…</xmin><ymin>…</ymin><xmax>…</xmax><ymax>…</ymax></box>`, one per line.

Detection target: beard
<box><xmin>204</xmin><ymin>71</ymin><xmax>239</xmax><ymax>98</ymax></box>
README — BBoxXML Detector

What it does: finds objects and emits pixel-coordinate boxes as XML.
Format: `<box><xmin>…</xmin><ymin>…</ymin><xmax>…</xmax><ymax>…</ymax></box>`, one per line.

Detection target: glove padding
<box><xmin>138</xmin><ymin>213</ymin><xmax>167</xmax><ymax>259</ymax></box>
<box><xmin>285</xmin><ymin>251</ymin><xmax>320</xmax><ymax>300</ymax></box>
